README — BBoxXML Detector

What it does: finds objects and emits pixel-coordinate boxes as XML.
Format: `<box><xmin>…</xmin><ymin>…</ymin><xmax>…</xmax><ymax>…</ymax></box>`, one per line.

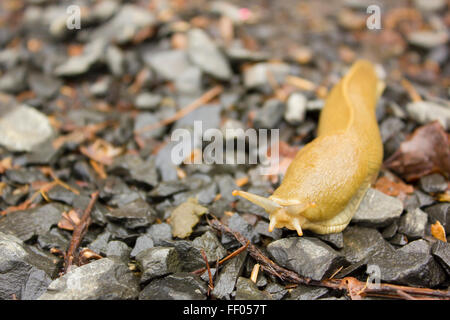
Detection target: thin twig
<box><xmin>200</xmin><ymin>249</ymin><xmax>214</xmax><ymax>295</ymax></box>
<box><xmin>63</xmin><ymin>191</ymin><xmax>99</xmax><ymax>274</ymax></box>
<box><xmin>134</xmin><ymin>85</ymin><xmax>223</xmax><ymax>134</ymax></box>
<box><xmin>208</xmin><ymin>216</ymin><xmax>450</xmax><ymax>300</ymax></box>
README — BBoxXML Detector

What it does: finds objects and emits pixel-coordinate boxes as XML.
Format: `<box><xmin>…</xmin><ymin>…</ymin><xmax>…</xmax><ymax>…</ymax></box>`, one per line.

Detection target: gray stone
<box><xmin>380</xmin><ymin>117</ymin><xmax>405</xmax><ymax>143</ymax></box>
<box><xmin>404</xmin><ymin>190</ymin><xmax>434</xmax><ymax>211</ymax></box>
<box><xmin>192</xmin><ymin>231</ymin><xmax>227</xmax><ymax>262</ymax></box>
<box><xmin>369</xmin><ymin>240</ymin><xmax>446</xmax><ymax>287</ymax></box>
<box><xmin>175</xmin><ymin>66</ymin><xmax>203</xmax><ymax>95</ymax></box>
<box><xmin>28</xmin><ymin>72</ymin><xmax>62</xmax><ymax>99</ymax></box>
<box><xmin>134</xmin><ymin>112</ymin><xmax>166</xmax><ymax>139</ymax></box>
<box><xmin>244</xmin><ymin>62</ymin><xmax>290</xmax><ymax>89</ymax></box>
<box><xmin>381</xmin><ymin>222</ymin><xmax>398</xmax><ymax>239</ymax></box>
<box><xmin>139</xmin><ymin>273</ymin><xmax>207</xmax><ymax>300</ymax></box>
<box><xmin>425</xmin><ymin>203</ymin><xmax>450</xmax><ymax>233</ymax></box>
<box><xmin>389</xmin><ymin>233</ymin><xmax>409</xmax><ymax>246</ymax></box>
<box><xmin>265</xmin><ymin>282</ymin><xmax>288</xmax><ymax>300</ymax></box>
<box><xmin>419</xmin><ymin>174</ymin><xmax>448</xmax><ymax>194</ymax></box>
<box><xmin>106</xmin><ymin>241</ymin><xmax>131</xmax><ymax>263</ymax></box>
<box><xmin>318</xmin><ymin>232</ymin><xmax>344</xmax><ymax>250</ymax></box>
<box><xmin>267</xmin><ymin>237</ymin><xmax>347</xmax><ymax>281</ymax></box>
<box><xmin>89</xmin><ymin>77</ymin><xmax>110</xmax><ymax>97</ymax></box>
<box><xmin>187</xmin><ymin>28</ymin><xmax>231</xmax><ymax>80</ymax></box>
<box><xmin>91</xmin><ymin>4</ymin><xmax>156</xmax><ymax>44</ymax></box>
<box><xmin>54</xmin><ymin>39</ymin><xmax>106</xmax><ymax>76</ymax></box>
<box><xmin>0</xmin><ymin>66</ymin><xmax>27</xmax><ymax>93</ymax></box>
<box><xmin>147</xmin><ymin>223</ymin><xmax>172</xmax><ymax>246</ymax></box>
<box><xmin>106</xmin><ymin>198</ymin><xmax>157</xmax><ymax>229</ymax></box>
<box><xmin>39</xmin><ymin>258</ymin><xmax>139</xmax><ymax>300</ymax></box>
<box><xmin>214</xmin><ymin>174</ymin><xmax>238</xmax><ymax>202</ymax></box>
<box><xmin>352</xmin><ymin>188</ymin><xmax>404</xmax><ymax>227</ymax></box>
<box><xmin>106</xmin><ymin>45</ymin><xmax>125</xmax><ymax>76</ymax></box>
<box><xmin>136</xmin><ymin>247</ymin><xmax>181</xmax><ymax>283</ymax></box>
<box><xmin>432</xmin><ymin>241</ymin><xmax>450</xmax><ymax>275</ymax></box>
<box><xmin>284</xmin><ymin>92</ymin><xmax>307</xmax><ymax>125</ymax></box>
<box><xmin>109</xmin><ymin>154</ymin><xmax>158</xmax><ymax>187</ymax></box>
<box><xmin>160</xmin><ymin>239</ymin><xmax>205</xmax><ymax>271</ymax></box>
<box><xmin>223</xmin><ymin>213</ymin><xmax>260</xmax><ymax>245</ymax></box>
<box><xmin>130</xmin><ymin>234</ymin><xmax>154</xmax><ymax>258</ymax></box>
<box><xmin>407</xmin><ymin>31</ymin><xmax>448</xmax><ymax>50</ymax></box>
<box><xmin>341</xmin><ymin>226</ymin><xmax>393</xmax><ymax>264</ymax></box>
<box><xmin>287</xmin><ymin>284</ymin><xmax>328</xmax><ymax>300</ymax></box>
<box><xmin>88</xmin><ymin>231</ymin><xmax>111</xmax><ymax>256</ymax></box>
<box><xmin>135</xmin><ymin>92</ymin><xmax>162</xmax><ymax>110</ymax></box>
<box><xmin>414</xmin><ymin>0</ymin><xmax>447</xmax><ymax>11</ymax></box>
<box><xmin>0</xmin><ymin>104</ymin><xmax>53</xmax><ymax>152</ymax></box>
<box><xmin>212</xmin><ymin>251</ymin><xmax>247</xmax><ymax>299</ymax></box>
<box><xmin>255</xmin><ymin>221</ymin><xmax>282</xmax><ymax>240</ymax></box>
<box><xmin>235</xmin><ymin>277</ymin><xmax>273</xmax><ymax>300</ymax></box>
<box><xmin>143</xmin><ymin>49</ymin><xmax>191</xmax><ymax>81</ymax></box>
<box><xmin>0</xmin><ymin>203</ymin><xmax>66</xmax><ymax>241</ymax></box>
<box><xmin>406</xmin><ymin>101</ymin><xmax>450</xmax><ymax>130</ymax></box>
<box><xmin>398</xmin><ymin>208</ymin><xmax>428</xmax><ymax>239</ymax></box>
<box><xmin>254</xmin><ymin>99</ymin><xmax>285</xmax><ymax>129</ymax></box>
<box><xmin>0</xmin><ymin>232</ymin><xmax>54</xmax><ymax>300</ymax></box>
<box><xmin>37</xmin><ymin>228</ymin><xmax>70</xmax><ymax>251</ymax></box>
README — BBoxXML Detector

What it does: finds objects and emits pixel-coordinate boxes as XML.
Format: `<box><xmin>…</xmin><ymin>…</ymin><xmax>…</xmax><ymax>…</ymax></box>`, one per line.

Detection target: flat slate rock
<box><xmin>0</xmin><ymin>203</ymin><xmax>67</xmax><ymax>241</ymax></box>
<box><xmin>136</xmin><ymin>247</ymin><xmax>181</xmax><ymax>283</ymax></box>
<box><xmin>212</xmin><ymin>250</ymin><xmax>247</xmax><ymax>299</ymax></box>
<box><xmin>286</xmin><ymin>284</ymin><xmax>329</xmax><ymax>300</ymax></box>
<box><xmin>398</xmin><ymin>208</ymin><xmax>428</xmax><ymax>239</ymax></box>
<box><xmin>235</xmin><ymin>277</ymin><xmax>273</xmax><ymax>300</ymax></box>
<box><xmin>432</xmin><ymin>241</ymin><xmax>450</xmax><ymax>275</ymax></box>
<box><xmin>425</xmin><ymin>203</ymin><xmax>450</xmax><ymax>233</ymax></box>
<box><xmin>105</xmin><ymin>198</ymin><xmax>157</xmax><ymax>229</ymax></box>
<box><xmin>39</xmin><ymin>258</ymin><xmax>140</xmax><ymax>300</ymax></box>
<box><xmin>139</xmin><ymin>273</ymin><xmax>207</xmax><ymax>300</ymax></box>
<box><xmin>0</xmin><ymin>232</ymin><xmax>54</xmax><ymax>300</ymax></box>
<box><xmin>267</xmin><ymin>237</ymin><xmax>347</xmax><ymax>281</ymax></box>
<box><xmin>352</xmin><ymin>188</ymin><xmax>404</xmax><ymax>227</ymax></box>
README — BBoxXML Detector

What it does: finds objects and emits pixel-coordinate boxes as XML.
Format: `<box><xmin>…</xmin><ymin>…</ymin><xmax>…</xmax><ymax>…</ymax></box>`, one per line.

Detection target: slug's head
<box><xmin>232</xmin><ymin>190</ymin><xmax>316</xmax><ymax>236</ymax></box>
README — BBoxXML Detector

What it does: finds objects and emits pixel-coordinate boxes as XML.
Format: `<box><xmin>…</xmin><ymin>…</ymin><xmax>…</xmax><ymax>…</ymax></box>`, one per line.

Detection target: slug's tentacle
<box><xmin>231</xmin><ymin>190</ymin><xmax>281</xmax><ymax>213</ymax></box>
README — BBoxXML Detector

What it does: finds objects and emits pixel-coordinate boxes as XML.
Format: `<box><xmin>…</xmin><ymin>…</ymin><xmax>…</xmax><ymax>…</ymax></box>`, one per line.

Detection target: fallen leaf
<box><xmin>431</xmin><ymin>221</ymin><xmax>447</xmax><ymax>242</ymax></box>
<box><xmin>58</xmin><ymin>209</ymin><xmax>81</xmax><ymax>231</ymax></box>
<box><xmin>384</xmin><ymin>121</ymin><xmax>450</xmax><ymax>181</ymax></box>
<box><xmin>375</xmin><ymin>176</ymin><xmax>414</xmax><ymax>201</ymax></box>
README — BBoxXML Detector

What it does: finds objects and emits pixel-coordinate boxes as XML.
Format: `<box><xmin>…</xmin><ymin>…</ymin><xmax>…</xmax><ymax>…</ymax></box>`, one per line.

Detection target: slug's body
<box><xmin>233</xmin><ymin>60</ymin><xmax>383</xmax><ymax>235</ymax></box>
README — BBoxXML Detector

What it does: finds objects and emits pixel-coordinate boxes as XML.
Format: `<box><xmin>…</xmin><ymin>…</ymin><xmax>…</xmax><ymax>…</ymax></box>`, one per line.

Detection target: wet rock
<box><xmin>419</xmin><ymin>174</ymin><xmax>448</xmax><ymax>194</ymax></box>
<box><xmin>212</xmin><ymin>251</ymin><xmax>247</xmax><ymax>299</ymax></box>
<box><xmin>37</xmin><ymin>228</ymin><xmax>70</xmax><ymax>251</ymax></box>
<box><xmin>284</xmin><ymin>92</ymin><xmax>307</xmax><ymax>125</ymax></box>
<box><xmin>287</xmin><ymin>285</ymin><xmax>328</xmax><ymax>300</ymax></box>
<box><xmin>88</xmin><ymin>231</ymin><xmax>111</xmax><ymax>256</ymax></box>
<box><xmin>425</xmin><ymin>203</ymin><xmax>450</xmax><ymax>233</ymax></box>
<box><xmin>160</xmin><ymin>239</ymin><xmax>205</xmax><ymax>271</ymax></box>
<box><xmin>46</xmin><ymin>184</ymin><xmax>79</xmax><ymax>205</ymax></box>
<box><xmin>255</xmin><ymin>221</ymin><xmax>282</xmax><ymax>240</ymax></box>
<box><xmin>0</xmin><ymin>203</ymin><xmax>66</xmax><ymax>241</ymax></box>
<box><xmin>109</xmin><ymin>154</ymin><xmax>158</xmax><ymax>187</ymax></box>
<box><xmin>130</xmin><ymin>234</ymin><xmax>154</xmax><ymax>258</ymax></box>
<box><xmin>136</xmin><ymin>247</ymin><xmax>181</xmax><ymax>283</ymax></box>
<box><xmin>135</xmin><ymin>92</ymin><xmax>162</xmax><ymax>110</ymax></box>
<box><xmin>254</xmin><ymin>99</ymin><xmax>285</xmax><ymax>129</ymax></box>
<box><xmin>187</xmin><ymin>28</ymin><xmax>231</xmax><ymax>80</ymax></box>
<box><xmin>318</xmin><ymin>232</ymin><xmax>344</xmax><ymax>250</ymax></box>
<box><xmin>370</xmin><ymin>240</ymin><xmax>446</xmax><ymax>287</ymax></box>
<box><xmin>405</xmin><ymin>101</ymin><xmax>450</xmax><ymax>130</ymax></box>
<box><xmin>169</xmin><ymin>198</ymin><xmax>208</xmax><ymax>239</ymax></box>
<box><xmin>432</xmin><ymin>241</ymin><xmax>450</xmax><ymax>275</ymax></box>
<box><xmin>54</xmin><ymin>39</ymin><xmax>105</xmax><ymax>76</ymax></box>
<box><xmin>0</xmin><ymin>232</ymin><xmax>54</xmax><ymax>300</ymax></box>
<box><xmin>352</xmin><ymin>188</ymin><xmax>404</xmax><ymax>227</ymax></box>
<box><xmin>147</xmin><ymin>223</ymin><xmax>172</xmax><ymax>246</ymax></box>
<box><xmin>139</xmin><ymin>273</ymin><xmax>207</xmax><ymax>300</ymax></box>
<box><xmin>192</xmin><ymin>231</ymin><xmax>227</xmax><ymax>262</ymax></box>
<box><xmin>105</xmin><ymin>198</ymin><xmax>157</xmax><ymax>229</ymax></box>
<box><xmin>5</xmin><ymin>167</ymin><xmax>46</xmax><ymax>184</ymax></box>
<box><xmin>341</xmin><ymin>226</ymin><xmax>393</xmax><ymax>264</ymax></box>
<box><xmin>243</xmin><ymin>62</ymin><xmax>290</xmax><ymax>89</ymax></box>
<box><xmin>235</xmin><ymin>277</ymin><xmax>273</xmax><ymax>300</ymax></box>
<box><xmin>404</xmin><ymin>190</ymin><xmax>435</xmax><ymax>211</ymax></box>
<box><xmin>267</xmin><ymin>237</ymin><xmax>347</xmax><ymax>281</ymax></box>
<box><xmin>398</xmin><ymin>208</ymin><xmax>428</xmax><ymax>239</ymax></box>
<box><xmin>149</xmin><ymin>180</ymin><xmax>190</xmax><ymax>197</ymax></box>
<box><xmin>39</xmin><ymin>258</ymin><xmax>139</xmax><ymax>300</ymax></box>
<box><xmin>143</xmin><ymin>49</ymin><xmax>191</xmax><ymax>81</ymax></box>
<box><xmin>106</xmin><ymin>241</ymin><xmax>131</xmax><ymax>263</ymax></box>
<box><xmin>91</xmin><ymin>4</ymin><xmax>156</xmax><ymax>44</ymax></box>
<box><xmin>0</xmin><ymin>104</ymin><xmax>53</xmax><ymax>152</ymax></box>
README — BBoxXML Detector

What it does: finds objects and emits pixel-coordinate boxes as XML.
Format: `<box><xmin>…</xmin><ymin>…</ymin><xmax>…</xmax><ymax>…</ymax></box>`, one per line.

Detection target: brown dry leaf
<box><xmin>80</xmin><ymin>139</ymin><xmax>123</xmax><ymax>166</ymax></box>
<box><xmin>375</xmin><ymin>176</ymin><xmax>414</xmax><ymax>200</ymax></box>
<box><xmin>58</xmin><ymin>209</ymin><xmax>81</xmax><ymax>231</ymax></box>
<box><xmin>431</xmin><ymin>221</ymin><xmax>447</xmax><ymax>242</ymax></box>
<box><xmin>384</xmin><ymin>121</ymin><xmax>450</xmax><ymax>182</ymax></box>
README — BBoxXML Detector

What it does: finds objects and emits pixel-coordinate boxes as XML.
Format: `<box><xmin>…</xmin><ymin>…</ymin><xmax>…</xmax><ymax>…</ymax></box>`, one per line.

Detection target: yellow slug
<box><xmin>233</xmin><ymin>60</ymin><xmax>384</xmax><ymax>235</ymax></box>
